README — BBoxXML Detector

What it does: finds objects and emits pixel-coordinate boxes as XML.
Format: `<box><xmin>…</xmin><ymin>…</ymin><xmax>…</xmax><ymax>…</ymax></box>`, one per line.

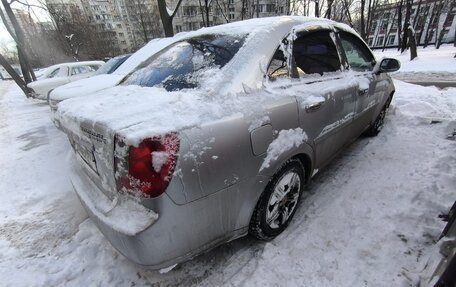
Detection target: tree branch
<box><xmin>170</xmin><ymin>0</ymin><xmax>184</xmax><ymax>18</ymax></box>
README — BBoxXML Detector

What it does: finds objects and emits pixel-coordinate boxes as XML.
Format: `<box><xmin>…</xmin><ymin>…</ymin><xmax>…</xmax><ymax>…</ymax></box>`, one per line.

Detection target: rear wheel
<box><xmin>249</xmin><ymin>158</ymin><xmax>305</xmax><ymax>240</ymax></box>
<box><xmin>363</xmin><ymin>95</ymin><xmax>393</xmax><ymax>137</ymax></box>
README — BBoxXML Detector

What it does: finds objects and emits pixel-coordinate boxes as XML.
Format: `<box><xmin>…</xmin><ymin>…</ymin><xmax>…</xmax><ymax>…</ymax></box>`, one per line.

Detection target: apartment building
<box><xmin>171</xmin><ymin>0</ymin><xmax>288</xmax><ymax>33</ymax></box>
<box><xmin>46</xmin><ymin>0</ymin><xmax>162</xmax><ymax>54</ymax></box>
<box><xmin>367</xmin><ymin>0</ymin><xmax>456</xmax><ymax>48</ymax></box>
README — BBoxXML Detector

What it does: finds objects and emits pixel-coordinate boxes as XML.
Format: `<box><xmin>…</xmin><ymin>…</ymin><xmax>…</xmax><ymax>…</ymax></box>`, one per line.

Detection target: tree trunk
<box><xmin>400</xmin><ymin>0</ymin><xmax>412</xmax><ymax>53</ymax></box>
<box><xmin>407</xmin><ymin>27</ymin><xmax>418</xmax><ymax>60</ymax></box>
<box><xmin>360</xmin><ymin>0</ymin><xmax>366</xmax><ymax>39</ymax></box>
<box><xmin>383</xmin><ymin>8</ymin><xmax>398</xmax><ymax>51</ymax></box>
<box><xmin>397</xmin><ymin>0</ymin><xmax>404</xmax><ymax>50</ymax></box>
<box><xmin>157</xmin><ymin>0</ymin><xmax>183</xmax><ymax>37</ymax></box>
<box><xmin>415</xmin><ymin>1</ymin><xmax>430</xmax><ymax>45</ymax></box>
<box><xmin>315</xmin><ymin>0</ymin><xmax>320</xmax><ymax>17</ymax></box>
<box><xmin>0</xmin><ymin>53</ymin><xmax>30</xmax><ymax>96</ymax></box>
<box><xmin>324</xmin><ymin>0</ymin><xmax>333</xmax><ymax>18</ymax></box>
<box><xmin>205</xmin><ymin>0</ymin><xmax>210</xmax><ymax>26</ymax></box>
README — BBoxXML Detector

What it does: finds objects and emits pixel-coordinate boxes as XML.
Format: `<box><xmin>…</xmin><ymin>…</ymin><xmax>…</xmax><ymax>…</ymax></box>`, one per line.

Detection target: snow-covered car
<box><xmin>420</xmin><ymin>201</ymin><xmax>456</xmax><ymax>286</ymax></box>
<box><xmin>48</xmin><ymin>38</ymin><xmax>179</xmax><ymax>121</ymax></box>
<box><xmin>57</xmin><ymin>16</ymin><xmax>400</xmax><ymax>269</ymax></box>
<box><xmin>27</xmin><ymin>60</ymin><xmax>104</xmax><ymax>100</ymax></box>
<box><xmin>92</xmin><ymin>54</ymin><xmax>131</xmax><ymax>76</ymax></box>
<box><xmin>0</xmin><ymin>65</ymin><xmax>22</xmax><ymax>80</ymax></box>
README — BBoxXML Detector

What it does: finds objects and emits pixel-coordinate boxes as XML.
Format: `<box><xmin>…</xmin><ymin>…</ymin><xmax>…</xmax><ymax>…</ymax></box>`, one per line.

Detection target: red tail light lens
<box><xmin>116</xmin><ymin>133</ymin><xmax>179</xmax><ymax>198</ymax></box>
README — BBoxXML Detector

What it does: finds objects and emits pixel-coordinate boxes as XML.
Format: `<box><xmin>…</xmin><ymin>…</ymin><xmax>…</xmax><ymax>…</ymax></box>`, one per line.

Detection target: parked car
<box><xmin>56</xmin><ymin>16</ymin><xmax>400</xmax><ymax>269</ymax></box>
<box><xmin>48</xmin><ymin>37</ymin><xmax>180</xmax><ymax>124</ymax></box>
<box><xmin>92</xmin><ymin>54</ymin><xmax>131</xmax><ymax>76</ymax></box>
<box><xmin>0</xmin><ymin>65</ymin><xmax>23</xmax><ymax>80</ymax></box>
<box><xmin>27</xmin><ymin>60</ymin><xmax>104</xmax><ymax>100</ymax></box>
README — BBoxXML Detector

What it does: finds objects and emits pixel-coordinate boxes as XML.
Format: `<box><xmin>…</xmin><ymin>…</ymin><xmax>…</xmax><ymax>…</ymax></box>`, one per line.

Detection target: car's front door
<box><xmin>337</xmin><ymin>30</ymin><xmax>387</xmax><ymax>135</ymax></box>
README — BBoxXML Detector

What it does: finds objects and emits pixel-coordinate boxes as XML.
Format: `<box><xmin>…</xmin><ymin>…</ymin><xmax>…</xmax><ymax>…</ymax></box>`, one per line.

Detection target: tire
<box><xmin>363</xmin><ymin>95</ymin><xmax>393</xmax><ymax>137</ymax></box>
<box><xmin>249</xmin><ymin>158</ymin><xmax>305</xmax><ymax>240</ymax></box>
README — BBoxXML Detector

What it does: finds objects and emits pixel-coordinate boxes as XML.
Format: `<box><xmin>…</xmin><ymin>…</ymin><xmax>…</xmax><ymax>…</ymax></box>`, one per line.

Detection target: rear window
<box><xmin>122</xmin><ymin>34</ymin><xmax>246</xmax><ymax>91</ymax></box>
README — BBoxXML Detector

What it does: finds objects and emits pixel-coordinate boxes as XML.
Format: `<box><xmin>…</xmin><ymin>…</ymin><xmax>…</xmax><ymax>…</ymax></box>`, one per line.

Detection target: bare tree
<box><xmin>382</xmin><ymin>7</ymin><xmax>398</xmax><ymax>51</ymax></box>
<box><xmin>436</xmin><ymin>0</ymin><xmax>455</xmax><ymax>48</ymax></box>
<box><xmin>157</xmin><ymin>0</ymin><xmax>184</xmax><ymax>37</ymax></box>
<box><xmin>423</xmin><ymin>0</ymin><xmax>444</xmax><ymax>48</ymax></box>
<box><xmin>127</xmin><ymin>0</ymin><xmax>162</xmax><ymax>47</ymax></box>
<box><xmin>0</xmin><ymin>0</ymin><xmax>36</xmax><ymax>84</ymax></box>
<box><xmin>400</xmin><ymin>0</ymin><xmax>413</xmax><ymax>53</ymax></box>
<box><xmin>198</xmin><ymin>0</ymin><xmax>212</xmax><ymax>27</ymax></box>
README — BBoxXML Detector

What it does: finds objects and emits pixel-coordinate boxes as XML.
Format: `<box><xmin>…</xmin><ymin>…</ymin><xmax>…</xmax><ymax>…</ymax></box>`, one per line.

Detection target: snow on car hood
<box><xmin>50</xmin><ymin>74</ymin><xmax>125</xmax><ymax>102</ymax></box>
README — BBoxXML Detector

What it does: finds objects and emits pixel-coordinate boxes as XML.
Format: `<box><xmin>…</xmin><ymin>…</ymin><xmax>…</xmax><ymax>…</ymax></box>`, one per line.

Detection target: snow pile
<box><xmin>151</xmin><ymin>151</ymin><xmax>169</xmax><ymax>173</ymax></box>
<box><xmin>261</xmin><ymin>128</ymin><xmax>308</xmax><ymax>170</ymax></box>
<box><xmin>374</xmin><ymin>44</ymin><xmax>456</xmax><ymax>73</ymax></box>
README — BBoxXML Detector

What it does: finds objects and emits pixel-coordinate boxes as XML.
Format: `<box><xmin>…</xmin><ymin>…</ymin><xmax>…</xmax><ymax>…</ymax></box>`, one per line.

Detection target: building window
<box><xmin>266</xmin><ymin>4</ymin><xmax>275</xmax><ymax>12</ymax></box>
<box><xmin>376</xmin><ymin>36</ymin><xmax>384</xmax><ymax>46</ymax></box>
<box><xmin>370</xmin><ymin>21</ymin><xmax>377</xmax><ymax>33</ymax></box>
<box><xmin>175</xmin><ymin>25</ymin><xmax>182</xmax><ymax>33</ymax></box>
<box><xmin>368</xmin><ymin>37</ymin><xmax>373</xmax><ymax>46</ymax></box>
<box><xmin>381</xmin><ymin>20</ymin><xmax>388</xmax><ymax>31</ymax></box>
<box><xmin>387</xmin><ymin>35</ymin><xmax>395</xmax><ymax>45</ymax></box>
<box><xmin>183</xmin><ymin>6</ymin><xmax>197</xmax><ymax>16</ymax></box>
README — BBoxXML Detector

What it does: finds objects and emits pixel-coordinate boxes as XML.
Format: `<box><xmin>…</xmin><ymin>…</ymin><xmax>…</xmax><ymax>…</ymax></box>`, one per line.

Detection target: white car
<box><xmin>49</xmin><ymin>37</ymin><xmax>179</xmax><ymax>111</ymax></box>
<box><xmin>27</xmin><ymin>60</ymin><xmax>104</xmax><ymax>100</ymax></box>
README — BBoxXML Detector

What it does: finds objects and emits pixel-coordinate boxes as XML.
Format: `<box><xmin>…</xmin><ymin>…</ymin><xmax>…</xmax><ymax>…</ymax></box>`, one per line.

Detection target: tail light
<box><xmin>115</xmin><ymin>133</ymin><xmax>179</xmax><ymax>198</ymax></box>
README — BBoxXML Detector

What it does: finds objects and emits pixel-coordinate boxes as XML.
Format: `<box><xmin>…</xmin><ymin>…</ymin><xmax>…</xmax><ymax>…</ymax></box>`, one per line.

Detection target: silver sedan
<box><xmin>57</xmin><ymin>16</ymin><xmax>400</xmax><ymax>269</ymax></box>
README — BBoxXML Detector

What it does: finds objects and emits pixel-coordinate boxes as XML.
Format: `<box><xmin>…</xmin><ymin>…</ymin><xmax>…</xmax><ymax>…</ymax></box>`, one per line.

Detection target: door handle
<box><xmin>305</xmin><ymin>101</ymin><xmax>325</xmax><ymax>113</ymax></box>
<box><xmin>358</xmin><ymin>88</ymin><xmax>369</xmax><ymax>96</ymax></box>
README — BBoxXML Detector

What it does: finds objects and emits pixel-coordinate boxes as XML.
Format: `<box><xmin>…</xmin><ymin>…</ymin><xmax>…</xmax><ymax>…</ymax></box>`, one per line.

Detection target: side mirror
<box><xmin>373</xmin><ymin>58</ymin><xmax>401</xmax><ymax>74</ymax></box>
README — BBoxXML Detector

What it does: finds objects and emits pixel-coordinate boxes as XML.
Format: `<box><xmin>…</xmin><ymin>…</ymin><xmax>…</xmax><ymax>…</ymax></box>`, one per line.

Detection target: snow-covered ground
<box><xmin>374</xmin><ymin>44</ymin><xmax>456</xmax><ymax>84</ymax></box>
<box><xmin>0</xmin><ymin>76</ymin><xmax>455</xmax><ymax>286</ymax></box>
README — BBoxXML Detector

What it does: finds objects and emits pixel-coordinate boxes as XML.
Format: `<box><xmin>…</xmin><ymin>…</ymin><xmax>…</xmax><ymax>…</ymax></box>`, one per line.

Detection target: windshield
<box><xmin>122</xmin><ymin>34</ymin><xmax>246</xmax><ymax>91</ymax></box>
<box><xmin>95</xmin><ymin>56</ymin><xmax>129</xmax><ymax>75</ymax></box>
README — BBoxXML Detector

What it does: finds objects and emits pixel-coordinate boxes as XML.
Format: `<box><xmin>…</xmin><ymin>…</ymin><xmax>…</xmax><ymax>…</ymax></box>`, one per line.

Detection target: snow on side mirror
<box><xmin>374</xmin><ymin>58</ymin><xmax>401</xmax><ymax>74</ymax></box>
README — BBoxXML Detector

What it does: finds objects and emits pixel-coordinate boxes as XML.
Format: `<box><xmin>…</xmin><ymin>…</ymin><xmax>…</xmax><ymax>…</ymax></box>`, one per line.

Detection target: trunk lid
<box><xmin>56</xmin><ymin>85</ymin><xmax>211</xmax><ymax>197</ymax></box>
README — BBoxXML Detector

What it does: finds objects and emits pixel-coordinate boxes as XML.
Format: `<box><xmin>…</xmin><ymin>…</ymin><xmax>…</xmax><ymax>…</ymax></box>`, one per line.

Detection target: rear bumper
<box><xmin>69</xmin><ymin>156</ymin><xmax>247</xmax><ymax>269</ymax></box>
<box><xmin>50</xmin><ymin>107</ymin><xmax>63</xmax><ymax>130</ymax></box>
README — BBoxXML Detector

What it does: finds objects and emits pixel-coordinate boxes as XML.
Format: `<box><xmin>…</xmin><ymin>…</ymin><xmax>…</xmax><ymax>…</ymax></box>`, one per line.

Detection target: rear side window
<box><xmin>339</xmin><ymin>31</ymin><xmax>375</xmax><ymax>72</ymax></box>
<box><xmin>292</xmin><ymin>30</ymin><xmax>341</xmax><ymax>76</ymax></box>
<box><xmin>268</xmin><ymin>47</ymin><xmax>288</xmax><ymax>79</ymax></box>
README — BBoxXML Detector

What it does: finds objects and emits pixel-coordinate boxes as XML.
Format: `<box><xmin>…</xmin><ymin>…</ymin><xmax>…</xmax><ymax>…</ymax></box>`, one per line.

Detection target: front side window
<box><xmin>292</xmin><ymin>30</ymin><xmax>342</xmax><ymax>76</ymax></box>
<box><xmin>339</xmin><ymin>31</ymin><xmax>375</xmax><ymax>72</ymax></box>
<box><xmin>122</xmin><ymin>34</ymin><xmax>246</xmax><ymax>91</ymax></box>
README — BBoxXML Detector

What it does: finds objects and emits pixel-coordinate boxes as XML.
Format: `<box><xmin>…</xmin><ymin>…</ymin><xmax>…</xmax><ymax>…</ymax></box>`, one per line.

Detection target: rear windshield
<box><xmin>121</xmin><ymin>34</ymin><xmax>246</xmax><ymax>91</ymax></box>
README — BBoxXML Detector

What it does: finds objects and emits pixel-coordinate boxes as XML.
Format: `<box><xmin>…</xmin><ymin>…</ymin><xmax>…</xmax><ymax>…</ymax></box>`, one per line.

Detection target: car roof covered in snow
<box><xmin>173</xmin><ymin>16</ymin><xmax>358</xmax><ymax>94</ymax></box>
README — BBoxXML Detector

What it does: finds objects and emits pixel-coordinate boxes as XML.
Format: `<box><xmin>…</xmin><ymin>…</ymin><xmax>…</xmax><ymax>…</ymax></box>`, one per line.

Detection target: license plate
<box><xmin>77</xmin><ymin>145</ymin><xmax>97</xmax><ymax>173</ymax></box>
